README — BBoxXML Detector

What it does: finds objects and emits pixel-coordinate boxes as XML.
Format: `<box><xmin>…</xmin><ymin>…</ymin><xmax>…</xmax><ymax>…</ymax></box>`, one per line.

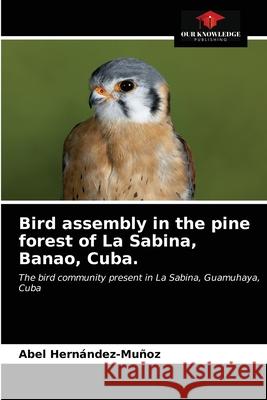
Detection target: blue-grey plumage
<box><xmin>90</xmin><ymin>58</ymin><xmax>166</xmax><ymax>88</ymax></box>
<box><xmin>63</xmin><ymin>58</ymin><xmax>195</xmax><ymax>200</ymax></box>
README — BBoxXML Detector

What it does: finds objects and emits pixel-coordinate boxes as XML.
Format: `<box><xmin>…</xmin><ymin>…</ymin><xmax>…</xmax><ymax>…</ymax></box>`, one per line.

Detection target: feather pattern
<box><xmin>176</xmin><ymin>134</ymin><xmax>196</xmax><ymax>198</ymax></box>
<box><xmin>63</xmin><ymin>118</ymin><xmax>195</xmax><ymax>200</ymax></box>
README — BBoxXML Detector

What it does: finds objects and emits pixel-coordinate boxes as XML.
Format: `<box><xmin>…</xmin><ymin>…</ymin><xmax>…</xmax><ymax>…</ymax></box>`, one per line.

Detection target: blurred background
<box><xmin>2</xmin><ymin>40</ymin><xmax>267</xmax><ymax>200</ymax></box>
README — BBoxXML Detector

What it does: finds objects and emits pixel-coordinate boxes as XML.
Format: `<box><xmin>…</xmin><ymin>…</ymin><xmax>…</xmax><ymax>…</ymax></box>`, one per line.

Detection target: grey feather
<box><xmin>90</xmin><ymin>58</ymin><xmax>166</xmax><ymax>87</ymax></box>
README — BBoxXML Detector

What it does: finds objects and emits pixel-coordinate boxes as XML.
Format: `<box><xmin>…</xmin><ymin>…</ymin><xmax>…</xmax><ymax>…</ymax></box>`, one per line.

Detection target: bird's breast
<box><xmin>101</xmin><ymin>125</ymin><xmax>188</xmax><ymax>200</ymax></box>
<box><xmin>63</xmin><ymin>119</ymin><xmax>190</xmax><ymax>200</ymax></box>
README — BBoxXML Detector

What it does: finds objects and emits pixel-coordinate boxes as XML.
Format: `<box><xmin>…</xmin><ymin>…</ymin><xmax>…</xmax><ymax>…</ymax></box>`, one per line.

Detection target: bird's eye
<box><xmin>118</xmin><ymin>80</ymin><xmax>135</xmax><ymax>92</ymax></box>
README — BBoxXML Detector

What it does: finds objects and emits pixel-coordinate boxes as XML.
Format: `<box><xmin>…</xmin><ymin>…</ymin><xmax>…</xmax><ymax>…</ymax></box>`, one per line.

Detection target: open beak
<box><xmin>89</xmin><ymin>86</ymin><xmax>113</xmax><ymax>108</ymax></box>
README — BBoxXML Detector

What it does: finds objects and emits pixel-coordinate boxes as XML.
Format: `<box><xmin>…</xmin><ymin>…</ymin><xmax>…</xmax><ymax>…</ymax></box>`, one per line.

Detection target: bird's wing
<box><xmin>62</xmin><ymin>118</ymin><xmax>111</xmax><ymax>200</ymax></box>
<box><xmin>62</xmin><ymin>122</ymin><xmax>82</xmax><ymax>174</ymax></box>
<box><xmin>175</xmin><ymin>133</ymin><xmax>196</xmax><ymax>198</ymax></box>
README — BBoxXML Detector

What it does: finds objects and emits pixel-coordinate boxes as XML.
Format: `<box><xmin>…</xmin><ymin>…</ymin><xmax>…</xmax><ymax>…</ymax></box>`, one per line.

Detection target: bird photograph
<box><xmin>63</xmin><ymin>58</ymin><xmax>195</xmax><ymax>201</ymax></box>
<box><xmin>3</xmin><ymin>40</ymin><xmax>267</xmax><ymax>201</ymax></box>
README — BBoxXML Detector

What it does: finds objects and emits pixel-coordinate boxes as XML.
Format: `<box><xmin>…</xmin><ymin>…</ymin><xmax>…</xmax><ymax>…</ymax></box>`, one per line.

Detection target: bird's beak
<box><xmin>89</xmin><ymin>86</ymin><xmax>113</xmax><ymax>108</ymax></box>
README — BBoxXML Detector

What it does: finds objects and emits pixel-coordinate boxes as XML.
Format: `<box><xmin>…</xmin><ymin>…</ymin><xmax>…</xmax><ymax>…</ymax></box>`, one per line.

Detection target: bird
<box><xmin>63</xmin><ymin>58</ymin><xmax>195</xmax><ymax>200</ymax></box>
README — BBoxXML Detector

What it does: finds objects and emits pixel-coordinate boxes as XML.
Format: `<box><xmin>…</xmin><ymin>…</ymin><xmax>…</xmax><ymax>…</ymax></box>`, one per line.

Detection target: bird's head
<box><xmin>89</xmin><ymin>58</ymin><xmax>170</xmax><ymax>124</ymax></box>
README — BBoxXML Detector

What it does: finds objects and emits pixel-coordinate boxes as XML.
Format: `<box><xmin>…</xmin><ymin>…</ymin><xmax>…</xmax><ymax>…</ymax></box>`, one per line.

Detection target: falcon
<box><xmin>63</xmin><ymin>58</ymin><xmax>195</xmax><ymax>200</ymax></box>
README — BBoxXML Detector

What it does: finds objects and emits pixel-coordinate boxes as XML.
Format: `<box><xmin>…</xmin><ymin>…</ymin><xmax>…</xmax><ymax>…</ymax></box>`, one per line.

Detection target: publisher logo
<box><xmin>175</xmin><ymin>9</ymin><xmax>247</xmax><ymax>47</ymax></box>
<box><xmin>196</xmin><ymin>11</ymin><xmax>225</xmax><ymax>30</ymax></box>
